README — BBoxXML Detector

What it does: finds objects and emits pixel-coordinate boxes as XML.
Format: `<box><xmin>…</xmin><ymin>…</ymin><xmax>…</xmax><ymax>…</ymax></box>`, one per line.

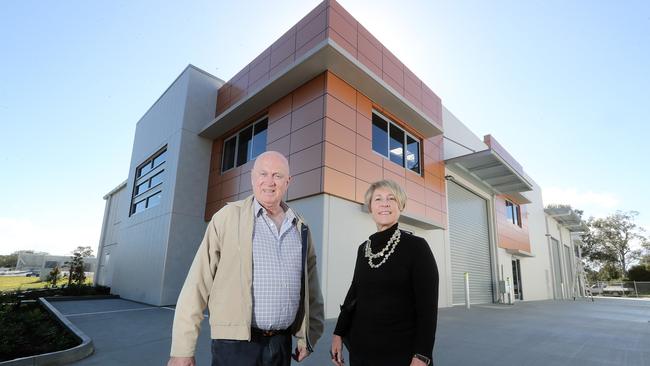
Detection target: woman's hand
<box><xmin>330</xmin><ymin>335</ymin><xmax>344</xmax><ymax>365</ymax></box>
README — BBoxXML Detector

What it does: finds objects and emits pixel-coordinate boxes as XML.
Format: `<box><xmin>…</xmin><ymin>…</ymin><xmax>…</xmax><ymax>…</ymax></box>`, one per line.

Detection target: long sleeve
<box><xmin>411</xmin><ymin>238</ymin><xmax>439</xmax><ymax>360</ymax></box>
<box><xmin>170</xmin><ymin>214</ymin><xmax>221</xmax><ymax>357</ymax></box>
<box><xmin>305</xmin><ymin>228</ymin><xmax>325</xmax><ymax>348</ymax></box>
<box><xmin>334</xmin><ymin>245</ymin><xmax>362</xmax><ymax>336</ymax></box>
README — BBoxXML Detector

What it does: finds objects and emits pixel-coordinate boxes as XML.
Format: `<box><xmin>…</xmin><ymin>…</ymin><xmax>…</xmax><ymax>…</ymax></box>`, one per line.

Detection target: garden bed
<box><xmin>0</xmin><ymin>285</ymin><xmax>109</xmax><ymax>363</ymax></box>
<box><xmin>0</xmin><ymin>300</ymin><xmax>78</xmax><ymax>362</ymax></box>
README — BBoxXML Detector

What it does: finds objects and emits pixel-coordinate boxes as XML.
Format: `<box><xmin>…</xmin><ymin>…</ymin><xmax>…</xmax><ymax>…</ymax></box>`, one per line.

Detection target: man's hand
<box><xmin>167</xmin><ymin>356</ymin><xmax>195</xmax><ymax>366</ymax></box>
<box><xmin>291</xmin><ymin>344</ymin><xmax>311</xmax><ymax>362</ymax></box>
<box><xmin>330</xmin><ymin>335</ymin><xmax>344</xmax><ymax>365</ymax></box>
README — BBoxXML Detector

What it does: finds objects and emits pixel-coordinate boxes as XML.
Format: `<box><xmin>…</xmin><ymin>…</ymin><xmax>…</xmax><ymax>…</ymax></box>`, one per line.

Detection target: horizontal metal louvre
<box><xmin>448</xmin><ymin>182</ymin><xmax>493</xmax><ymax>305</ymax></box>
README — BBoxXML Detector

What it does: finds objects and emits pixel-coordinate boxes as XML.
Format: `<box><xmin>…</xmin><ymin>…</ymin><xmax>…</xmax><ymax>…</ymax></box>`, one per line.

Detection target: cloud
<box><xmin>542</xmin><ymin>186</ymin><xmax>620</xmax><ymax>214</ymax></box>
<box><xmin>0</xmin><ymin>217</ymin><xmax>99</xmax><ymax>256</ymax></box>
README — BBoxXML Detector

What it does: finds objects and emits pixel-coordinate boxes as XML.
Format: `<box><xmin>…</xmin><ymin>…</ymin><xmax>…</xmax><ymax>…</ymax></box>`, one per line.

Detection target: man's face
<box><xmin>251</xmin><ymin>153</ymin><xmax>291</xmax><ymax>209</ymax></box>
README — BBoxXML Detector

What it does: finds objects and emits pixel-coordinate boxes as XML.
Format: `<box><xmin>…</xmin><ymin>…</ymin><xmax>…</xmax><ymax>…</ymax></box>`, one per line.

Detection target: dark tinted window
<box><xmin>252</xmin><ymin>119</ymin><xmax>268</xmax><ymax>160</ymax></box>
<box><xmin>372</xmin><ymin>114</ymin><xmax>388</xmax><ymax>156</ymax></box>
<box><xmin>222</xmin><ymin>137</ymin><xmax>236</xmax><ymax>171</ymax></box>
<box><xmin>222</xmin><ymin>118</ymin><xmax>268</xmax><ymax>172</ymax></box>
<box><xmin>406</xmin><ymin>135</ymin><xmax>420</xmax><ymax>174</ymax></box>
<box><xmin>372</xmin><ymin>112</ymin><xmax>422</xmax><ymax>175</ymax></box>
<box><xmin>131</xmin><ymin>147</ymin><xmax>167</xmax><ymax>216</ymax></box>
<box><xmin>389</xmin><ymin>125</ymin><xmax>404</xmax><ymax>166</ymax></box>
<box><xmin>237</xmin><ymin>126</ymin><xmax>253</xmax><ymax>167</ymax></box>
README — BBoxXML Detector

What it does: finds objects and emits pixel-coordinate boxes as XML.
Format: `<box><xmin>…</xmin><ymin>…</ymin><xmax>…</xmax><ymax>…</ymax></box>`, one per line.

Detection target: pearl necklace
<box><xmin>364</xmin><ymin>227</ymin><xmax>401</xmax><ymax>269</ymax></box>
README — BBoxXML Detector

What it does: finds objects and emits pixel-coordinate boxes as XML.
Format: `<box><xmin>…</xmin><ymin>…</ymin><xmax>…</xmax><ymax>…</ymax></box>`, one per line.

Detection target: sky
<box><xmin>1</xmin><ymin>0</ymin><xmax>649</xmax><ymax>256</ymax></box>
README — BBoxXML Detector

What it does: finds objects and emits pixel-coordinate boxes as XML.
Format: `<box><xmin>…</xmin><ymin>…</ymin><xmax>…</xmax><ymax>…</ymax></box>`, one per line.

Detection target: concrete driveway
<box><xmin>50</xmin><ymin>297</ymin><xmax>650</xmax><ymax>366</ymax></box>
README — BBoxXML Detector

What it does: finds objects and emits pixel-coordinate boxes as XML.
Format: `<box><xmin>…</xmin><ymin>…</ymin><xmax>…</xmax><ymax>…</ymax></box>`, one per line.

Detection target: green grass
<box><xmin>0</xmin><ymin>276</ymin><xmax>93</xmax><ymax>292</ymax></box>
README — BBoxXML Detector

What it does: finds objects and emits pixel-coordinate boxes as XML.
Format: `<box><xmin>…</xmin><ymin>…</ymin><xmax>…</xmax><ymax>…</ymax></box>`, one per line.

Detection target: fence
<box><xmin>586</xmin><ymin>281</ymin><xmax>650</xmax><ymax>298</ymax></box>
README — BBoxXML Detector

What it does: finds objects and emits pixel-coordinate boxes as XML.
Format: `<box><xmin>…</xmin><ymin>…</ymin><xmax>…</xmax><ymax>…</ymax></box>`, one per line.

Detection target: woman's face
<box><xmin>370</xmin><ymin>187</ymin><xmax>401</xmax><ymax>231</ymax></box>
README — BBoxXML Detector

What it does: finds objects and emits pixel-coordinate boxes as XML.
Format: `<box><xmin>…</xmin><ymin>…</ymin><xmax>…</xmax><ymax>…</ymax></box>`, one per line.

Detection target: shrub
<box><xmin>0</xmin><ymin>302</ymin><xmax>78</xmax><ymax>361</ymax></box>
<box><xmin>0</xmin><ymin>284</ymin><xmax>110</xmax><ymax>361</ymax></box>
<box><xmin>47</xmin><ymin>266</ymin><xmax>61</xmax><ymax>287</ymax></box>
<box><xmin>627</xmin><ymin>265</ymin><xmax>650</xmax><ymax>281</ymax></box>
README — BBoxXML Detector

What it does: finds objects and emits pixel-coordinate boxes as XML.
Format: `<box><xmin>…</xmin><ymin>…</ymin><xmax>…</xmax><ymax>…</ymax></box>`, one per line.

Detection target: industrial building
<box><xmin>16</xmin><ymin>252</ymin><xmax>98</xmax><ymax>281</ymax></box>
<box><xmin>96</xmin><ymin>0</ymin><xmax>583</xmax><ymax>314</ymax></box>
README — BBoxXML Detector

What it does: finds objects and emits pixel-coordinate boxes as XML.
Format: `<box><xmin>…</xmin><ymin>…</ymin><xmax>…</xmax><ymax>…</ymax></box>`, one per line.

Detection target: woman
<box><xmin>331</xmin><ymin>180</ymin><xmax>439</xmax><ymax>366</ymax></box>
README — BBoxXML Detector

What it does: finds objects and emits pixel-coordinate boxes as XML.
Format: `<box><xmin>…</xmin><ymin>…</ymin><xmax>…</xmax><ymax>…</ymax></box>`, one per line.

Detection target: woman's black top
<box><xmin>334</xmin><ymin>223</ymin><xmax>439</xmax><ymax>365</ymax></box>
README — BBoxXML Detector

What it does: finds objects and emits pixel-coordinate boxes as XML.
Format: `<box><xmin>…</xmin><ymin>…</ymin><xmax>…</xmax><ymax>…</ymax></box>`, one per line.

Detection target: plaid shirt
<box><xmin>251</xmin><ymin>199</ymin><xmax>303</xmax><ymax>330</ymax></box>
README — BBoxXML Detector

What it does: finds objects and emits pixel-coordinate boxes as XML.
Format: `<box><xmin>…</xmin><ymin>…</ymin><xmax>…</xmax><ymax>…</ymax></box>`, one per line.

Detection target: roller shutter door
<box><xmin>448</xmin><ymin>181</ymin><xmax>493</xmax><ymax>305</ymax></box>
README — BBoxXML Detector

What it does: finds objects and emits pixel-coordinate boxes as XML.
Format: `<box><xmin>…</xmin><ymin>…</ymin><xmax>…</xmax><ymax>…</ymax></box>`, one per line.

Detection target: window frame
<box><xmin>371</xmin><ymin>110</ymin><xmax>422</xmax><ymax>175</ymax></box>
<box><xmin>505</xmin><ymin>200</ymin><xmax>522</xmax><ymax>227</ymax></box>
<box><xmin>221</xmin><ymin>116</ymin><xmax>268</xmax><ymax>174</ymax></box>
<box><xmin>130</xmin><ymin>146</ymin><xmax>167</xmax><ymax>216</ymax></box>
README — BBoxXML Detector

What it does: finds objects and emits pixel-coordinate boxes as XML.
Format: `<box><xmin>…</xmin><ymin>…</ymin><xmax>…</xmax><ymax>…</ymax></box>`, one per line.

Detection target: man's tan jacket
<box><xmin>170</xmin><ymin>195</ymin><xmax>325</xmax><ymax>357</ymax></box>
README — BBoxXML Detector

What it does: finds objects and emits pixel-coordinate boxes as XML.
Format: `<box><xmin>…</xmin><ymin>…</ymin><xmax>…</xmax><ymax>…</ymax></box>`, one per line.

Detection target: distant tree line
<box><xmin>0</xmin><ymin>250</ymin><xmax>48</xmax><ymax>268</ymax></box>
<box><xmin>0</xmin><ymin>253</ymin><xmax>18</xmax><ymax>268</ymax></box>
<box><xmin>577</xmin><ymin>210</ymin><xmax>650</xmax><ymax>281</ymax></box>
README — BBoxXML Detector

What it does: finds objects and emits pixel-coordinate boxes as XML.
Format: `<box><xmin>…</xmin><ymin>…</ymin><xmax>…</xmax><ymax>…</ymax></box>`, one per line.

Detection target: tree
<box><xmin>0</xmin><ymin>253</ymin><xmax>18</xmax><ymax>268</ymax></box>
<box><xmin>581</xmin><ymin>211</ymin><xmax>649</xmax><ymax>278</ymax></box>
<box><xmin>67</xmin><ymin>246</ymin><xmax>93</xmax><ymax>286</ymax></box>
<box><xmin>627</xmin><ymin>265</ymin><xmax>650</xmax><ymax>281</ymax></box>
<box><xmin>47</xmin><ymin>266</ymin><xmax>61</xmax><ymax>287</ymax></box>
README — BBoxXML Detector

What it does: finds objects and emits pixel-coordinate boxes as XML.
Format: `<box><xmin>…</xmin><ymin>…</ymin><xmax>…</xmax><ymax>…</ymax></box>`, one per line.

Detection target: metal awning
<box><xmin>545</xmin><ymin>207</ymin><xmax>585</xmax><ymax>232</ymax></box>
<box><xmin>506</xmin><ymin>248</ymin><xmax>534</xmax><ymax>257</ymax></box>
<box><xmin>507</xmin><ymin>192</ymin><xmax>532</xmax><ymax>205</ymax></box>
<box><xmin>445</xmin><ymin>149</ymin><xmax>533</xmax><ymax>195</ymax></box>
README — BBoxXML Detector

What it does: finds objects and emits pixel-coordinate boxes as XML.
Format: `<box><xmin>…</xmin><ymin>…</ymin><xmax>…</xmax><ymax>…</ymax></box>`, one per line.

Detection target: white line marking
<box><xmin>65</xmin><ymin>307</ymin><xmax>158</xmax><ymax>317</ymax></box>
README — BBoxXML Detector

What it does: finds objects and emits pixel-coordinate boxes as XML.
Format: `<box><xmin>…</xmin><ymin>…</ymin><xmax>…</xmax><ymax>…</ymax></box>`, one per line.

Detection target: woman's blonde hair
<box><xmin>364</xmin><ymin>179</ymin><xmax>407</xmax><ymax>212</ymax></box>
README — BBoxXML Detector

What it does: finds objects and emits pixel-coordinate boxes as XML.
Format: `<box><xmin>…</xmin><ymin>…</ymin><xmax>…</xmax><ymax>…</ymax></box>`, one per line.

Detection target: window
<box><xmin>371</xmin><ymin>111</ymin><xmax>421</xmax><ymax>174</ymax></box>
<box><xmin>222</xmin><ymin>117</ymin><xmax>268</xmax><ymax>173</ymax></box>
<box><xmin>506</xmin><ymin>200</ymin><xmax>522</xmax><ymax>227</ymax></box>
<box><xmin>389</xmin><ymin>124</ymin><xmax>404</xmax><ymax>166</ymax></box>
<box><xmin>130</xmin><ymin>147</ymin><xmax>167</xmax><ymax>216</ymax></box>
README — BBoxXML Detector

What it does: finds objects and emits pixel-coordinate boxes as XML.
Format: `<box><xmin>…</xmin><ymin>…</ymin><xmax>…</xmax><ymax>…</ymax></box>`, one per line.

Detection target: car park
<box><xmin>602</xmin><ymin>285</ymin><xmax>631</xmax><ymax>296</ymax></box>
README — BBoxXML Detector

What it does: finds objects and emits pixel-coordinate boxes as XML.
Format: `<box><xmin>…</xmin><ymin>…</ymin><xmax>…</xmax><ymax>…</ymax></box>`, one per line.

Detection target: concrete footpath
<box><xmin>50</xmin><ymin>297</ymin><xmax>650</xmax><ymax>366</ymax></box>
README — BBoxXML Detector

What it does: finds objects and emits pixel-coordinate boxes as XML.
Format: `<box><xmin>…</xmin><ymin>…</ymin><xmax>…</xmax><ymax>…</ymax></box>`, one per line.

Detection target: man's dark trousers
<box><xmin>211</xmin><ymin>333</ymin><xmax>292</xmax><ymax>366</ymax></box>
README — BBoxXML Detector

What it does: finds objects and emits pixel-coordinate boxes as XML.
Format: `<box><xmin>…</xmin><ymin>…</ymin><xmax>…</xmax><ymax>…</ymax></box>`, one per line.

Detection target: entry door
<box><xmin>564</xmin><ymin>245</ymin><xmax>574</xmax><ymax>295</ymax></box>
<box><xmin>551</xmin><ymin>238</ymin><xmax>563</xmax><ymax>299</ymax></box>
<box><xmin>448</xmin><ymin>181</ymin><xmax>493</xmax><ymax>305</ymax></box>
<box><xmin>512</xmin><ymin>259</ymin><xmax>523</xmax><ymax>300</ymax></box>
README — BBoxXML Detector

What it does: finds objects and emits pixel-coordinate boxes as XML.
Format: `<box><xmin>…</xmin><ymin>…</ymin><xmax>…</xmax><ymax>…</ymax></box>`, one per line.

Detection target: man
<box><xmin>168</xmin><ymin>151</ymin><xmax>324</xmax><ymax>366</ymax></box>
